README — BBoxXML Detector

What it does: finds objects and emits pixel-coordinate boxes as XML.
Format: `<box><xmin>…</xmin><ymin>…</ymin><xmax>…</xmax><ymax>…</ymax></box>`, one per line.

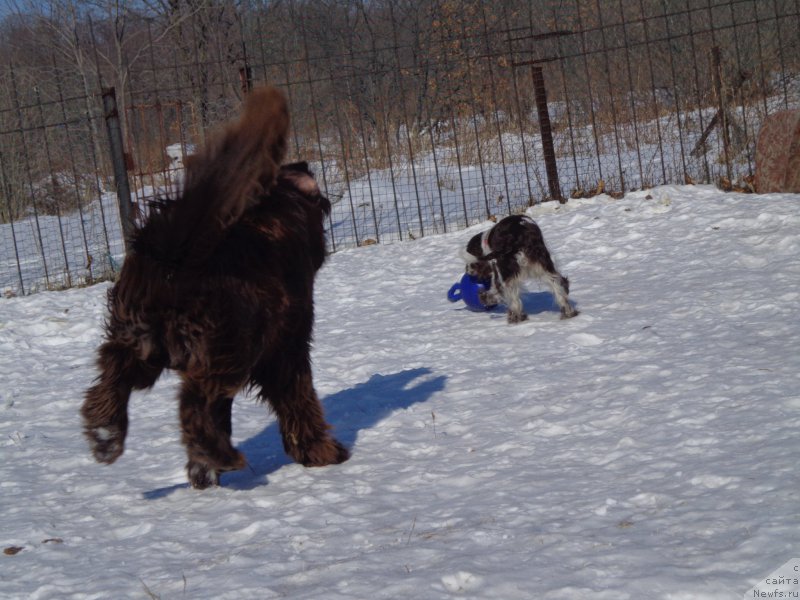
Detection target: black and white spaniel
<box><xmin>463</xmin><ymin>214</ymin><xmax>578</xmax><ymax>324</ymax></box>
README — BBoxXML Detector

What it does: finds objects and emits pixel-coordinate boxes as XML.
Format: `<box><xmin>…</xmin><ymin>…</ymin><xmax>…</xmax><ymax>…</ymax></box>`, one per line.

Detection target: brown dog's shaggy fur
<box><xmin>81</xmin><ymin>87</ymin><xmax>349</xmax><ymax>489</ymax></box>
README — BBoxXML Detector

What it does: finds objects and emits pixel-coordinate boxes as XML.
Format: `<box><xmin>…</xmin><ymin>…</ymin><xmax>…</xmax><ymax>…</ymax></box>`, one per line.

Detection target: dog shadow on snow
<box><xmin>143</xmin><ymin>368</ymin><xmax>445</xmax><ymax>498</ymax></box>
<box><xmin>481</xmin><ymin>290</ymin><xmax>574</xmax><ymax>319</ymax></box>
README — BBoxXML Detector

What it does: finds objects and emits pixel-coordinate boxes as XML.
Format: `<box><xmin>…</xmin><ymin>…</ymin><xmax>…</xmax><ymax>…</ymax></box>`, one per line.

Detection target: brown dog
<box><xmin>81</xmin><ymin>87</ymin><xmax>349</xmax><ymax>489</ymax></box>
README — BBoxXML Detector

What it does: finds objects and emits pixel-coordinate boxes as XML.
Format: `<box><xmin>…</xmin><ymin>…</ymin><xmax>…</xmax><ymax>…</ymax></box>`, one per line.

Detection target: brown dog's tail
<box><xmin>135</xmin><ymin>86</ymin><xmax>289</xmax><ymax>267</ymax></box>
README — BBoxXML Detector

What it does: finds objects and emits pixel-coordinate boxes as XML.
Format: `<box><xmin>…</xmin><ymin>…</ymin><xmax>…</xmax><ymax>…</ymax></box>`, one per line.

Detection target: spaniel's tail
<box><xmin>134</xmin><ymin>86</ymin><xmax>289</xmax><ymax>266</ymax></box>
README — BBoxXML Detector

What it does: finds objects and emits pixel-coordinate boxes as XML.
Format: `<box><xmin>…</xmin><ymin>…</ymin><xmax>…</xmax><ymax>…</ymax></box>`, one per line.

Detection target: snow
<box><xmin>1</xmin><ymin>185</ymin><xmax>798</xmax><ymax>599</ymax></box>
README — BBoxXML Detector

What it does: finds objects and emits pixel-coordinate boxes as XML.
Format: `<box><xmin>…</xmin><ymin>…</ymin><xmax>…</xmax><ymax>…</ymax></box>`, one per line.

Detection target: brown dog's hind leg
<box><xmin>179</xmin><ymin>378</ymin><xmax>246</xmax><ymax>489</ymax></box>
<box><xmin>257</xmin><ymin>364</ymin><xmax>349</xmax><ymax>468</ymax></box>
<box><xmin>82</xmin><ymin>341</ymin><xmax>163</xmax><ymax>464</ymax></box>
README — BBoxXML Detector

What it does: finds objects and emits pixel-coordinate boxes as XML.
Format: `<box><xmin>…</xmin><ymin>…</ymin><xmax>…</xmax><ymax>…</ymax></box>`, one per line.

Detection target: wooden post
<box><xmin>711</xmin><ymin>47</ymin><xmax>733</xmax><ymax>182</ymax></box>
<box><xmin>531</xmin><ymin>66</ymin><xmax>564</xmax><ymax>202</ymax></box>
<box><xmin>239</xmin><ymin>66</ymin><xmax>253</xmax><ymax>95</ymax></box>
<box><xmin>102</xmin><ymin>87</ymin><xmax>134</xmax><ymax>253</ymax></box>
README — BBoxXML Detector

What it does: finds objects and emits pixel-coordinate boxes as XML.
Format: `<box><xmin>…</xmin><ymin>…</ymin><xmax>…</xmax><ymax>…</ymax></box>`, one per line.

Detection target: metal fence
<box><xmin>2</xmin><ymin>0</ymin><xmax>799</xmax><ymax>296</ymax></box>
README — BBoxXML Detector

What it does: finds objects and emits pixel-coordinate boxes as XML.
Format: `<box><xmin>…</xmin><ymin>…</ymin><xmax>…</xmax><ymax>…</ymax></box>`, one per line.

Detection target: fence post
<box><xmin>0</xmin><ymin>150</ymin><xmax>26</xmax><ymax>295</ymax></box>
<box><xmin>101</xmin><ymin>87</ymin><xmax>134</xmax><ymax>252</ymax></box>
<box><xmin>531</xmin><ymin>66</ymin><xmax>563</xmax><ymax>202</ymax></box>
<box><xmin>239</xmin><ymin>66</ymin><xmax>253</xmax><ymax>95</ymax></box>
<box><xmin>711</xmin><ymin>47</ymin><xmax>733</xmax><ymax>183</ymax></box>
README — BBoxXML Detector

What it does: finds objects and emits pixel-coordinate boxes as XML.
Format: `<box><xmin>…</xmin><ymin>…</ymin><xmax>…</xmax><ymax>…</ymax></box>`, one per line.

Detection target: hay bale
<box><xmin>755</xmin><ymin>109</ymin><xmax>800</xmax><ymax>193</ymax></box>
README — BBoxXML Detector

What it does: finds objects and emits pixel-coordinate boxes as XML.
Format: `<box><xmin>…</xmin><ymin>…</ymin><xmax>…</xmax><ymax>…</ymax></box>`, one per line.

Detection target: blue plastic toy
<box><xmin>447</xmin><ymin>273</ymin><xmax>497</xmax><ymax>311</ymax></box>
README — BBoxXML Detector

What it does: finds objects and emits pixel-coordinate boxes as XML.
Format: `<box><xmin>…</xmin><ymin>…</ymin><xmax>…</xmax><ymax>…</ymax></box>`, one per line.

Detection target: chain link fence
<box><xmin>2</xmin><ymin>0</ymin><xmax>799</xmax><ymax>296</ymax></box>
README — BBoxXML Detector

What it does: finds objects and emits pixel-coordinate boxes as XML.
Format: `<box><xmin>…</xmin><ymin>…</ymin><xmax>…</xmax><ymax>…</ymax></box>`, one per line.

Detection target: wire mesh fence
<box><xmin>0</xmin><ymin>65</ymin><xmax>124</xmax><ymax>295</ymax></box>
<box><xmin>1</xmin><ymin>0</ymin><xmax>799</xmax><ymax>296</ymax></box>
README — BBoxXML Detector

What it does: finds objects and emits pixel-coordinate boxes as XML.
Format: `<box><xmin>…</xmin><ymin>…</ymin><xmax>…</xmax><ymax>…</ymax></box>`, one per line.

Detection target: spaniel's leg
<box><xmin>521</xmin><ymin>239</ymin><xmax>578</xmax><ymax>319</ymax></box>
<box><xmin>534</xmin><ymin>250</ymin><xmax>577</xmax><ymax>319</ymax></box>
<box><xmin>493</xmin><ymin>255</ymin><xmax>526</xmax><ymax>323</ymax></box>
<box><xmin>544</xmin><ymin>270</ymin><xmax>578</xmax><ymax>319</ymax></box>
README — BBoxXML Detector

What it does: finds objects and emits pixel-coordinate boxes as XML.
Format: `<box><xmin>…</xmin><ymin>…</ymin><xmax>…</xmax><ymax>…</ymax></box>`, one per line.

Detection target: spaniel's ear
<box><xmin>465</xmin><ymin>233</ymin><xmax>485</xmax><ymax>260</ymax></box>
<box><xmin>459</xmin><ymin>247</ymin><xmax>480</xmax><ymax>264</ymax></box>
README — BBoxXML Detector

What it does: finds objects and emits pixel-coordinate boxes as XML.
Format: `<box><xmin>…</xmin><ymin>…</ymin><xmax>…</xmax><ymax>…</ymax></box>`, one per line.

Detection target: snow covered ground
<box><xmin>1</xmin><ymin>185</ymin><xmax>798</xmax><ymax>599</ymax></box>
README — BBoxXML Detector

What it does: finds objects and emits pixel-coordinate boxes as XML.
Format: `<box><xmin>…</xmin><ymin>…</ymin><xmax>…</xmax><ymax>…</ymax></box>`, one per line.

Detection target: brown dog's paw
<box><xmin>187</xmin><ymin>460</ymin><xmax>221</xmax><ymax>489</ymax></box>
<box><xmin>85</xmin><ymin>426</ymin><xmax>125</xmax><ymax>465</ymax></box>
<box><xmin>211</xmin><ymin>448</ymin><xmax>247</xmax><ymax>472</ymax></box>
<box><xmin>507</xmin><ymin>311</ymin><xmax>529</xmax><ymax>324</ymax></box>
<box><xmin>293</xmin><ymin>437</ymin><xmax>350</xmax><ymax>467</ymax></box>
<box><xmin>186</xmin><ymin>449</ymin><xmax>247</xmax><ymax>489</ymax></box>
